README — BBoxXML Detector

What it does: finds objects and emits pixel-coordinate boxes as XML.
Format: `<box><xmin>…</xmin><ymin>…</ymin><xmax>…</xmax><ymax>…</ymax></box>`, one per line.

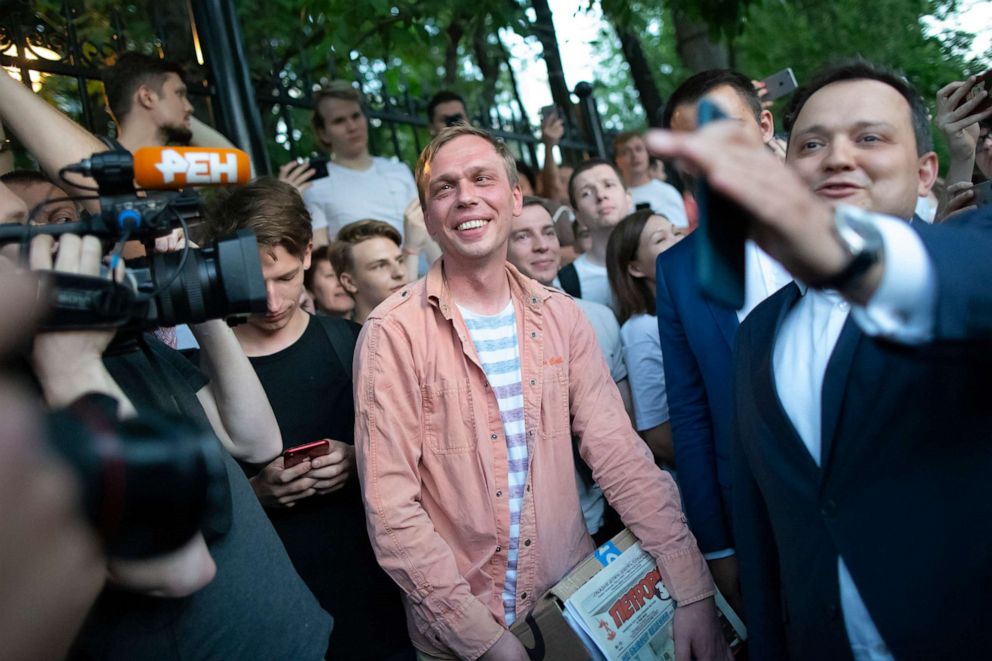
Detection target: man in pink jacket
<box><xmin>354</xmin><ymin>125</ymin><xmax>728</xmax><ymax>661</ymax></box>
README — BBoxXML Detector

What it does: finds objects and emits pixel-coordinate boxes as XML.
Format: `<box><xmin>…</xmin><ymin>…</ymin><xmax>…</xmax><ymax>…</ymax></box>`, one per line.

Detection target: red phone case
<box><xmin>283</xmin><ymin>439</ymin><xmax>331</xmax><ymax>468</ymax></box>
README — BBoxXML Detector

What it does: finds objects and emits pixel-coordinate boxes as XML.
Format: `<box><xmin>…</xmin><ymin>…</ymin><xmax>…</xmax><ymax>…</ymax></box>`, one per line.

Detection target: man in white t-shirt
<box><xmin>558</xmin><ymin>159</ymin><xmax>633</xmax><ymax>312</ymax></box>
<box><xmin>303</xmin><ymin>81</ymin><xmax>418</xmax><ymax>246</ymax></box>
<box><xmin>614</xmin><ymin>130</ymin><xmax>688</xmax><ymax>228</ymax></box>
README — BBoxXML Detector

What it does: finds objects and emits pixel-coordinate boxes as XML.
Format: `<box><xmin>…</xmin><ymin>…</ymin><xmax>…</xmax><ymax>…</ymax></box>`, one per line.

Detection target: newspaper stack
<box><xmin>563</xmin><ymin>542</ymin><xmax>745</xmax><ymax>660</ymax></box>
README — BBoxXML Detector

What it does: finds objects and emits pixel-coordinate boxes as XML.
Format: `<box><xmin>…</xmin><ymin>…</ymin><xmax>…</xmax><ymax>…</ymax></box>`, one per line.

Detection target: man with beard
<box><xmin>103</xmin><ymin>52</ymin><xmax>236</xmax><ymax>153</ymax></box>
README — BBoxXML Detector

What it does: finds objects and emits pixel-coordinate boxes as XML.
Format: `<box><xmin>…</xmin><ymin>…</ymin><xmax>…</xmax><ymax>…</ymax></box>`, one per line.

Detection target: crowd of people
<box><xmin>0</xmin><ymin>44</ymin><xmax>991</xmax><ymax>661</ymax></box>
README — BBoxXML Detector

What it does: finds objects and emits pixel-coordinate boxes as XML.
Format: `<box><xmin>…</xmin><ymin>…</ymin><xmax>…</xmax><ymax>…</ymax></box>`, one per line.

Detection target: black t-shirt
<box><xmin>247</xmin><ymin>315</ymin><xmax>409</xmax><ymax>661</ymax></box>
<box><xmin>72</xmin><ymin>333</ymin><xmax>332</xmax><ymax>661</ymax></box>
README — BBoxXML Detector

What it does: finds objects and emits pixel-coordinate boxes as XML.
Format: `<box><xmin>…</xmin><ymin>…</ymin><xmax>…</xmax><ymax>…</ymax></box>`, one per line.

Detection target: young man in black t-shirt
<box><xmin>205</xmin><ymin>178</ymin><xmax>411</xmax><ymax>660</ymax></box>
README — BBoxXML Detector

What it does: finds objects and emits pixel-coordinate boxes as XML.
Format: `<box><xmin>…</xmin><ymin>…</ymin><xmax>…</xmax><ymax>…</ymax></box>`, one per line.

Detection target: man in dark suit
<box><xmin>648</xmin><ymin>60</ymin><xmax>992</xmax><ymax>660</ymax></box>
<box><xmin>655</xmin><ymin>70</ymin><xmax>789</xmax><ymax>614</ymax></box>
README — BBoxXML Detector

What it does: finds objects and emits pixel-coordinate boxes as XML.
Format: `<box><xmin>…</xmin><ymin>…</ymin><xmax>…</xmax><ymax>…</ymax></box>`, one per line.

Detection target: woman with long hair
<box><xmin>606</xmin><ymin>208</ymin><xmax>685</xmax><ymax>466</ymax></box>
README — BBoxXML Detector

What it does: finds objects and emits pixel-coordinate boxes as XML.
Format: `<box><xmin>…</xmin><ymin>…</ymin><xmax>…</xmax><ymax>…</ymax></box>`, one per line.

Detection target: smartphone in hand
<box><xmin>760</xmin><ymin>68</ymin><xmax>798</xmax><ymax>102</ymax></box>
<box><xmin>307</xmin><ymin>158</ymin><xmax>330</xmax><ymax>180</ymax></box>
<box><xmin>283</xmin><ymin>439</ymin><xmax>331</xmax><ymax>468</ymax></box>
<box><xmin>693</xmin><ymin>99</ymin><xmax>752</xmax><ymax>310</ymax></box>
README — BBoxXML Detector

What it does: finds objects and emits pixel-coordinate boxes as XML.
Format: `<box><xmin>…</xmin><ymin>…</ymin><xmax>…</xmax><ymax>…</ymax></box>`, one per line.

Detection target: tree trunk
<box><xmin>443</xmin><ymin>21</ymin><xmax>464</xmax><ymax>86</ymax></box>
<box><xmin>672</xmin><ymin>8</ymin><xmax>729</xmax><ymax>72</ymax></box>
<box><xmin>529</xmin><ymin>0</ymin><xmax>572</xmax><ymax>113</ymax></box>
<box><xmin>614</xmin><ymin>24</ymin><xmax>665</xmax><ymax>126</ymax></box>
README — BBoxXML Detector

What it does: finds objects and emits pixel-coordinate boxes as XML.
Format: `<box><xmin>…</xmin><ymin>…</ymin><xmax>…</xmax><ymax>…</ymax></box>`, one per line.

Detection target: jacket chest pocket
<box><xmin>422</xmin><ymin>380</ymin><xmax>478</xmax><ymax>454</ymax></box>
<box><xmin>540</xmin><ymin>365</ymin><xmax>569</xmax><ymax>437</ymax></box>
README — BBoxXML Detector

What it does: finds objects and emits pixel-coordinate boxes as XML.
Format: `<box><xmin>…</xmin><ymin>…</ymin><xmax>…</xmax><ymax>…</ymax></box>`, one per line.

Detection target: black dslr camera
<box><xmin>0</xmin><ymin>149</ymin><xmax>266</xmax><ymax>331</ymax></box>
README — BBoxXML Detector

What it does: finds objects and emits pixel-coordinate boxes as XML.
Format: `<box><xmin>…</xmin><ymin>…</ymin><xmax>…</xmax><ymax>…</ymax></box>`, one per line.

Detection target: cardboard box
<box><xmin>510</xmin><ymin>529</ymin><xmax>745</xmax><ymax>660</ymax></box>
<box><xmin>510</xmin><ymin>529</ymin><xmax>640</xmax><ymax>660</ymax></box>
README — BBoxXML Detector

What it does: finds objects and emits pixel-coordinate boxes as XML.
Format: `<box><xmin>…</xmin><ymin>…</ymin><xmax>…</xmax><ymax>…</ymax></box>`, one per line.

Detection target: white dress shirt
<box><xmin>770</xmin><ymin>212</ymin><xmax>937</xmax><ymax>660</ymax></box>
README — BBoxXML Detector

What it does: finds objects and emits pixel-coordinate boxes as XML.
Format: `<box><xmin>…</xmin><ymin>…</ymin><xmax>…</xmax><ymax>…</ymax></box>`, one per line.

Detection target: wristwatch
<box><xmin>813</xmin><ymin>204</ymin><xmax>884</xmax><ymax>292</ymax></box>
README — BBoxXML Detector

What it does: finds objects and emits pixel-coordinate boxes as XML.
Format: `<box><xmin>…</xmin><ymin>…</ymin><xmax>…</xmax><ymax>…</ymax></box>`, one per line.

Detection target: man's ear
<box><xmin>759</xmin><ymin>109</ymin><xmax>775</xmax><ymax>144</ymax></box>
<box><xmin>339</xmin><ymin>270</ymin><xmax>358</xmax><ymax>295</ymax></box>
<box><xmin>136</xmin><ymin>84</ymin><xmax>158</xmax><ymax>112</ymax></box>
<box><xmin>916</xmin><ymin>151</ymin><xmax>939</xmax><ymax>198</ymax></box>
<box><xmin>302</xmin><ymin>242</ymin><xmax>313</xmax><ymax>270</ymax></box>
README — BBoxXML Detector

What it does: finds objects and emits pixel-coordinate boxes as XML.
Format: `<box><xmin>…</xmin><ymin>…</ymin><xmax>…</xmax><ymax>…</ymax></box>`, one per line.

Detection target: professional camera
<box><xmin>46</xmin><ymin>394</ymin><xmax>227</xmax><ymax>559</ymax></box>
<box><xmin>0</xmin><ymin>148</ymin><xmax>266</xmax><ymax>331</ymax></box>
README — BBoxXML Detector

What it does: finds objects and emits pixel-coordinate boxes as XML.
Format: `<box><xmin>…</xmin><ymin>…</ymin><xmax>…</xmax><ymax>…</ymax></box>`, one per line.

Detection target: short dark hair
<box><xmin>303</xmin><ymin>244</ymin><xmax>332</xmax><ymax>291</ymax></box>
<box><xmin>568</xmin><ymin>158</ymin><xmax>625</xmax><ymax>208</ymax></box>
<box><xmin>661</xmin><ymin>69</ymin><xmax>762</xmax><ymax>129</ymax></box>
<box><xmin>0</xmin><ymin>170</ymin><xmax>53</xmax><ymax>187</ymax></box>
<box><xmin>426</xmin><ymin>90</ymin><xmax>466</xmax><ymax>124</ymax></box>
<box><xmin>204</xmin><ymin>177</ymin><xmax>313</xmax><ymax>258</ymax></box>
<box><xmin>783</xmin><ymin>60</ymin><xmax>933</xmax><ymax>155</ymax></box>
<box><xmin>329</xmin><ymin>219</ymin><xmax>402</xmax><ymax>278</ymax></box>
<box><xmin>613</xmin><ymin>130</ymin><xmax>645</xmax><ymax>154</ymax></box>
<box><xmin>104</xmin><ymin>52</ymin><xmax>185</xmax><ymax>124</ymax></box>
<box><xmin>606</xmin><ymin>209</ymin><xmax>655</xmax><ymax>324</ymax></box>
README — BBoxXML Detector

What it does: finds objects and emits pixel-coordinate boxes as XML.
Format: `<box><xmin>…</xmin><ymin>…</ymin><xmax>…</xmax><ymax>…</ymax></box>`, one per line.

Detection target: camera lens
<box><xmin>150</xmin><ymin>229</ymin><xmax>267</xmax><ymax>327</ymax></box>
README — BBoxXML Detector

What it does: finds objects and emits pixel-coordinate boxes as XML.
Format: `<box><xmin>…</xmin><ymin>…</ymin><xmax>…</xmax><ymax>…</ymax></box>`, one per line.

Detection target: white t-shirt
<box><xmin>303</xmin><ymin>157</ymin><xmax>417</xmax><ymax>239</ymax></box>
<box><xmin>570</xmin><ymin>254</ymin><xmax>615</xmax><ymax>312</ymax></box>
<box><xmin>620</xmin><ymin>313</ymin><xmax>669</xmax><ymax>431</ymax></box>
<box><xmin>575</xmin><ymin>298</ymin><xmax>626</xmax><ymax>383</ymax></box>
<box><xmin>630</xmin><ymin>179</ymin><xmax>689</xmax><ymax>228</ymax></box>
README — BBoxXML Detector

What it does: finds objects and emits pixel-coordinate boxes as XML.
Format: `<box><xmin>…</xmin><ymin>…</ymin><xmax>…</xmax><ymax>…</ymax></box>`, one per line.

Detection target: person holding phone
<box><xmin>652</xmin><ymin>70</ymin><xmax>792</xmax><ymax>620</ymax></box>
<box><xmin>204</xmin><ymin>178</ymin><xmax>410</xmax><ymax>660</ymax></box>
<box><xmin>303</xmin><ymin>81</ymin><xmax>419</xmax><ymax>250</ymax></box>
<box><xmin>646</xmin><ymin>60</ymin><xmax>992</xmax><ymax>661</ymax></box>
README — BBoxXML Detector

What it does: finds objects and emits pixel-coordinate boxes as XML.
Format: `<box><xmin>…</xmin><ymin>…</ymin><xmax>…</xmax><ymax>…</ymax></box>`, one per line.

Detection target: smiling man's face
<box><xmin>424</xmin><ymin>134</ymin><xmax>522</xmax><ymax>267</ymax></box>
<box><xmin>786</xmin><ymin>78</ymin><xmax>936</xmax><ymax>219</ymax></box>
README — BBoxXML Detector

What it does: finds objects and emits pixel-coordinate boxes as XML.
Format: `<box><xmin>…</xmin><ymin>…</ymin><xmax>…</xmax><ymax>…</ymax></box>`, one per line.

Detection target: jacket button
<box><xmin>524</xmin><ymin>539</ymin><xmax>531</xmax><ymax>547</ymax></box>
<box><xmin>820</xmin><ymin>499</ymin><xmax>837</xmax><ymax>517</ymax></box>
<box><xmin>521</xmin><ymin>592</ymin><xmax>528</xmax><ymax>600</ymax></box>
<box><xmin>496</xmin><ymin>545</ymin><xmax>501</xmax><ymax>552</ymax></box>
<box><xmin>529</xmin><ymin>378</ymin><xmax>536</xmax><ymax>386</ymax></box>
<box><xmin>490</xmin><ymin>433</ymin><xmax>498</xmax><ymax>440</ymax></box>
<box><xmin>530</xmin><ymin>331</ymin><xmax>537</xmax><ymax>338</ymax></box>
<box><xmin>496</xmin><ymin>490</ymin><xmax>502</xmax><ymax>497</ymax></box>
<box><xmin>531</xmin><ymin>297</ymin><xmax>538</xmax><ymax>304</ymax></box>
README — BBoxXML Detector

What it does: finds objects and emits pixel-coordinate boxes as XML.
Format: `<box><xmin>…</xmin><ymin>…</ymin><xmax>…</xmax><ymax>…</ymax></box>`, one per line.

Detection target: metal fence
<box><xmin>1</xmin><ymin>0</ymin><xmax>608</xmax><ymax>175</ymax></box>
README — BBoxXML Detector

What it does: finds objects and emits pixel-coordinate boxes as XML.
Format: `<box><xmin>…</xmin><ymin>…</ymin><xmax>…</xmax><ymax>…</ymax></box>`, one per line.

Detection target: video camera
<box><xmin>46</xmin><ymin>393</ymin><xmax>227</xmax><ymax>559</ymax></box>
<box><xmin>0</xmin><ymin>147</ymin><xmax>266</xmax><ymax>332</ymax></box>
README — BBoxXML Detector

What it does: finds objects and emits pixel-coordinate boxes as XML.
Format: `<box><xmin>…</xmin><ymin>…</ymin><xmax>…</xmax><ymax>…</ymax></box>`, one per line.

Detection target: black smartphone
<box><xmin>308</xmin><ymin>158</ymin><xmax>329</xmax><ymax>180</ymax></box>
<box><xmin>760</xmin><ymin>68</ymin><xmax>798</xmax><ymax>102</ymax></box>
<box><xmin>693</xmin><ymin>99</ymin><xmax>751</xmax><ymax>310</ymax></box>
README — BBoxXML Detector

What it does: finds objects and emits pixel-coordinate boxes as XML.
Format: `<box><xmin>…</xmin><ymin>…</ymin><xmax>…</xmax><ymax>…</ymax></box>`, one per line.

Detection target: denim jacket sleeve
<box><xmin>354</xmin><ymin>317</ymin><xmax>505</xmax><ymax>660</ymax></box>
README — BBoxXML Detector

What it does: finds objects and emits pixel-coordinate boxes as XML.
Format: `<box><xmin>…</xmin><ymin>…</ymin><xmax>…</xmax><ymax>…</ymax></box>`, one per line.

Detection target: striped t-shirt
<box><xmin>459</xmin><ymin>301</ymin><xmax>529</xmax><ymax>625</ymax></box>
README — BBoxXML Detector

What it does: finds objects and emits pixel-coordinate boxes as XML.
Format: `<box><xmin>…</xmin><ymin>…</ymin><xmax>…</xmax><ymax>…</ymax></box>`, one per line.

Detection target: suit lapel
<box><xmin>819</xmin><ymin>315</ymin><xmax>864</xmax><ymax>477</ymax></box>
<box><xmin>705</xmin><ymin>298</ymin><xmax>739</xmax><ymax>351</ymax></box>
<box><xmin>753</xmin><ymin>283</ymin><xmax>822</xmax><ymax>477</ymax></box>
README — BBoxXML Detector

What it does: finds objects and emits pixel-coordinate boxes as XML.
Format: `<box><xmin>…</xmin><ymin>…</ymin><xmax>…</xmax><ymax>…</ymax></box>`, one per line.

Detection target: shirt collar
<box><xmin>426</xmin><ymin>258</ymin><xmax>551</xmax><ymax>320</ymax></box>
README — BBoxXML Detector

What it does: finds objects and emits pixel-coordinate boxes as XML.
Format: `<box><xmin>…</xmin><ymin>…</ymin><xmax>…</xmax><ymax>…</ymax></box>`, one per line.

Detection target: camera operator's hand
<box><xmin>250</xmin><ymin>455</ymin><xmax>319</xmax><ymax>508</ymax></box>
<box><xmin>278</xmin><ymin>160</ymin><xmax>317</xmax><ymax>195</ymax></box>
<box><xmin>306</xmin><ymin>440</ymin><xmax>355</xmax><ymax>495</ymax></box>
<box><xmin>29</xmin><ymin>234</ymin><xmax>135</xmax><ymax>415</ymax></box>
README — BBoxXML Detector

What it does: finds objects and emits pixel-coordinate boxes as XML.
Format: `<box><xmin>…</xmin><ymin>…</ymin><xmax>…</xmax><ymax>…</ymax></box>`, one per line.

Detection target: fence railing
<box><xmin>1</xmin><ymin>0</ymin><xmax>609</xmax><ymax>176</ymax></box>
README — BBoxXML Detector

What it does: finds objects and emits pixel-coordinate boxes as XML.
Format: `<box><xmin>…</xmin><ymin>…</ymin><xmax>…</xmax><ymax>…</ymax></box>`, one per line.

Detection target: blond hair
<box><xmin>414</xmin><ymin>125</ymin><xmax>518</xmax><ymax>209</ymax></box>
